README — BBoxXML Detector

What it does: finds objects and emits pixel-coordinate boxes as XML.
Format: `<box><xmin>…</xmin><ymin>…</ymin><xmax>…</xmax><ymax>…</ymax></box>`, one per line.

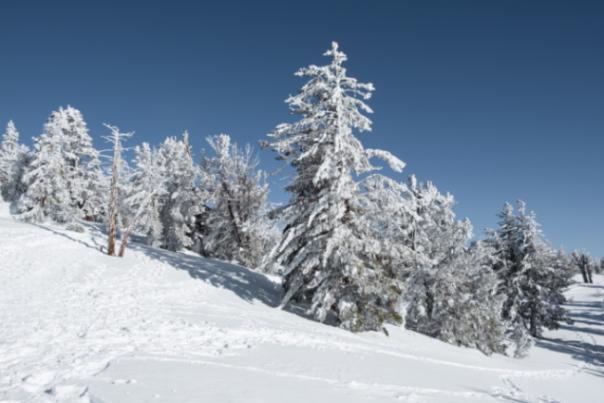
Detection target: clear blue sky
<box><xmin>1</xmin><ymin>0</ymin><xmax>602</xmax><ymax>257</ymax></box>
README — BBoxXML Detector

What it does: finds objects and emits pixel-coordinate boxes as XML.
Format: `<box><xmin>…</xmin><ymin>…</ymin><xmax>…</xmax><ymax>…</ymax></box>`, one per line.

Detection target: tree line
<box><xmin>1</xmin><ymin>42</ymin><xmax>600</xmax><ymax>358</ymax></box>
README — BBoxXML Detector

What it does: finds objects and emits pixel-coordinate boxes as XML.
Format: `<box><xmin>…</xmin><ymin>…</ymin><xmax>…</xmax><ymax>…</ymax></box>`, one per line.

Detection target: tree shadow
<box><xmin>123</xmin><ymin>240</ymin><xmax>340</xmax><ymax>327</ymax></box>
<box><xmin>30</xmin><ymin>223</ymin><xmax>102</xmax><ymax>251</ymax></box>
<box><xmin>535</xmin><ymin>291</ymin><xmax>604</xmax><ymax>368</ymax></box>
<box><xmin>535</xmin><ymin>337</ymin><xmax>604</xmax><ymax>367</ymax></box>
<box><xmin>128</xmin><ymin>242</ymin><xmax>281</xmax><ymax>307</ymax></box>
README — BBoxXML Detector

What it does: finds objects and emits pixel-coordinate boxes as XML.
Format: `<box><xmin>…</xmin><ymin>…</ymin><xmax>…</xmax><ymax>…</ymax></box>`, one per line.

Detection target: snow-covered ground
<box><xmin>0</xmin><ymin>203</ymin><xmax>602</xmax><ymax>403</ymax></box>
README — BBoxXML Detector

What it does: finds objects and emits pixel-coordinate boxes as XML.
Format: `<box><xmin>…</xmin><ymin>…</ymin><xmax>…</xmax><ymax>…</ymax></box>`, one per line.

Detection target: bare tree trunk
<box><xmin>587</xmin><ymin>266</ymin><xmax>593</xmax><ymax>284</ymax></box>
<box><xmin>580</xmin><ymin>266</ymin><xmax>589</xmax><ymax>283</ymax></box>
<box><xmin>118</xmin><ymin>228</ymin><xmax>132</xmax><ymax>257</ymax></box>
<box><xmin>529</xmin><ymin>307</ymin><xmax>537</xmax><ymax>338</ymax></box>
<box><xmin>103</xmin><ymin>124</ymin><xmax>133</xmax><ymax>257</ymax></box>
<box><xmin>107</xmin><ymin>153</ymin><xmax>118</xmax><ymax>256</ymax></box>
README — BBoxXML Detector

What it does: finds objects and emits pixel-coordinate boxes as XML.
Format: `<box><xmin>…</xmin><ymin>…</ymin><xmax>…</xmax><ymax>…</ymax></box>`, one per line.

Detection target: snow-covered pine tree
<box><xmin>486</xmin><ymin>201</ymin><xmax>573</xmax><ymax>357</ymax></box>
<box><xmin>44</xmin><ymin>106</ymin><xmax>105</xmax><ymax>221</ymax></box>
<box><xmin>124</xmin><ymin>142</ymin><xmax>166</xmax><ymax>248</ymax></box>
<box><xmin>155</xmin><ymin>133</ymin><xmax>200</xmax><ymax>252</ymax></box>
<box><xmin>261</xmin><ymin>42</ymin><xmax>405</xmax><ymax>331</ymax></box>
<box><xmin>18</xmin><ymin>107</ymin><xmax>105</xmax><ymax>224</ymax></box>
<box><xmin>370</xmin><ymin>175</ymin><xmax>506</xmax><ymax>354</ymax></box>
<box><xmin>18</xmin><ymin>127</ymin><xmax>73</xmax><ymax>223</ymax></box>
<box><xmin>0</xmin><ymin>121</ymin><xmax>29</xmax><ymax>202</ymax></box>
<box><xmin>201</xmin><ymin>134</ymin><xmax>276</xmax><ymax>269</ymax></box>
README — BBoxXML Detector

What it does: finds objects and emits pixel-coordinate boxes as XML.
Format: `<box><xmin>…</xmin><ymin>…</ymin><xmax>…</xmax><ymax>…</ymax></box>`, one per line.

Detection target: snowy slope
<box><xmin>0</xmin><ymin>202</ymin><xmax>602</xmax><ymax>403</ymax></box>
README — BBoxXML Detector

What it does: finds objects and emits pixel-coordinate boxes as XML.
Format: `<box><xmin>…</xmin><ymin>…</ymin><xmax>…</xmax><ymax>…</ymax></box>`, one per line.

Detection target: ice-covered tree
<box><xmin>154</xmin><ymin>133</ymin><xmax>200</xmax><ymax>252</ymax></box>
<box><xmin>370</xmin><ymin>175</ymin><xmax>506</xmax><ymax>354</ymax></box>
<box><xmin>486</xmin><ymin>201</ymin><xmax>573</xmax><ymax>357</ymax></box>
<box><xmin>123</xmin><ymin>142</ymin><xmax>166</xmax><ymax>248</ymax></box>
<box><xmin>18</xmin><ymin>107</ymin><xmax>105</xmax><ymax>223</ymax></box>
<box><xmin>45</xmin><ymin>106</ymin><xmax>105</xmax><ymax>220</ymax></box>
<box><xmin>201</xmin><ymin>134</ymin><xmax>275</xmax><ymax>269</ymax></box>
<box><xmin>0</xmin><ymin>121</ymin><xmax>29</xmax><ymax>202</ymax></box>
<box><xmin>261</xmin><ymin>42</ymin><xmax>405</xmax><ymax>331</ymax></box>
<box><xmin>18</xmin><ymin>128</ymin><xmax>73</xmax><ymax>223</ymax></box>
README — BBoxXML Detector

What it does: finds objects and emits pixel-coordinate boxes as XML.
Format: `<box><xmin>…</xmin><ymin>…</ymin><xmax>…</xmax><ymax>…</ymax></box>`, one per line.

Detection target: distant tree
<box><xmin>18</xmin><ymin>125</ymin><xmax>72</xmax><ymax>223</ymax></box>
<box><xmin>201</xmin><ymin>134</ymin><xmax>275</xmax><ymax>269</ymax></box>
<box><xmin>154</xmin><ymin>133</ymin><xmax>200</xmax><ymax>252</ymax></box>
<box><xmin>486</xmin><ymin>201</ymin><xmax>573</xmax><ymax>357</ymax></box>
<box><xmin>261</xmin><ymin>42</ymin><xmax>405</xmax><ymax>331</ymax></box>
<box><xmin>18</xmin><ymin>107</ymin><xmax>105</xmax><ymax>223</ymax></box>
<box><xmin>571</xmin><ymin>249</ymin><xmax>594</xmax><ymax>283</ymax></box>
<box><xmin>0</xmin><ymin>121</ymin><xmax>29</xmax><ymax>201</ymax></box>
<box><xmin>124</xmin><ymin>142</ymin><xmax>166</xmax><ymax>248</ymax></box>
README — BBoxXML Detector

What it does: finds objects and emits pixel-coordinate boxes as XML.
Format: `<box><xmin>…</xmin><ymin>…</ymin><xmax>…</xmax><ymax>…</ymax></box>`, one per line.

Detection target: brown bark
<box><xmin>118</xmin><ymin>228</ymin><xmax>132</xmax><ymax>258</ymax></box>
<box><xmin>107</xmin><ymin>133</ymin><xmax>120</xmax><ymax>256</ymax></box>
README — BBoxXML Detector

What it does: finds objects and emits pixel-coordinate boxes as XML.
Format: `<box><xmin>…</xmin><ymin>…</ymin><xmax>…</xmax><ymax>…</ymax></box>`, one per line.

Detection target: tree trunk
<box><xmin>587</xmin><ymin>266</ymin><xmax>593</xmax><ymax>284</ymax></box>
<box><xmin>118</xmin><ymin>228</ymin><xmax>132</xmax><ymax>257</ymax></box>
<box><xmin>107</xmin><ymin>134</ymin><xmax>120</xmax><ymax>256</ymax></box>
<box><xmin>107</xmin><ymin>181</ymin><xmax>117</xmax><ymax>256</ymax></box>
<box><xmin>580</xmin><ymin>267</ymin><xmax>589</xmax><ymax>283</ymax></box>
<box><xmin>529</xmin><ymin>308</ymin><xmax>537</xmax><ymax>337</ymax></box>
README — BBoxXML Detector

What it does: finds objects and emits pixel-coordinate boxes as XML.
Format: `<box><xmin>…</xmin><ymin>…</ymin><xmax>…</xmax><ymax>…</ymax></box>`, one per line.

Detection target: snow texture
<box><xmin>0</xmin><ymin>202</ymin><xmax>602</xmax><ymax>403</ymax></box>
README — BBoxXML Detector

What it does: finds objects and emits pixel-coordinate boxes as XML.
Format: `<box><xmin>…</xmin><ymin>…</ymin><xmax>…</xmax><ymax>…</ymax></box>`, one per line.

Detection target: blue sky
<box><xmin>1</xmin><ymin>0</ymin><xmax>602</xmax><ymax>257</ymax></box>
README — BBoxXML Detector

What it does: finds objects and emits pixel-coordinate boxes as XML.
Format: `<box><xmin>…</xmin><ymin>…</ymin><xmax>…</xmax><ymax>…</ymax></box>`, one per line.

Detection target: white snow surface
<box><xmin>0</xmin><ymin>202</ymin><xmax>602</xmax><ymax>403</ymax></box>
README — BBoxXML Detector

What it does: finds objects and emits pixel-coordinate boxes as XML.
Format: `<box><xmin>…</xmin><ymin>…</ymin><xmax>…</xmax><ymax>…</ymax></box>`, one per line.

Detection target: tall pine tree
<box><xmin>261</xmin><ymin>42</ymin><xmax>404</xmax><ymax>331</ymax></box>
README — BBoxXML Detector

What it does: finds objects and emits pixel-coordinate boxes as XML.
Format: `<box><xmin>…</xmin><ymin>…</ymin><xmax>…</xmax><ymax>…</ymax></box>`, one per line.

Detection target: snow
<box><xmin>0</xmin><ymin>202</ymin><xmax>601</xmax><ymax>403</ymax></box>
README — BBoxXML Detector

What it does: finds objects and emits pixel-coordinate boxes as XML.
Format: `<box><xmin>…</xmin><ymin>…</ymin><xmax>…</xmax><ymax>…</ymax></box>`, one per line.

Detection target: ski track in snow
<box><xmin>0</xmin><ymin>211</ymin><xmax>600</xmax><ymax>402</ymax></box>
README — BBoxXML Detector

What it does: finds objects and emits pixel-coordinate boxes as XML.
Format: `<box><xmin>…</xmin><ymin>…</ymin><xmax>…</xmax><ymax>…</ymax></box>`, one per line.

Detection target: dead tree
<box><xmin>103</xmin><ymin>124</ymin><xmax>133</xmax><ymax>257</ymax></box>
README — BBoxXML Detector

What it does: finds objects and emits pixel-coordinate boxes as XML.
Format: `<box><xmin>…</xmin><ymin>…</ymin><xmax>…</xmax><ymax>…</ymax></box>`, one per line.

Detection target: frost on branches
<box><xmin>124</xmin><ymin>142</ymin><xmax>167</xmax><ymax>248</ymax></box>
<box><xmin>261</xmin><ymin>42</ymin><xmax>404</xmax><ymax>331</ymax></box>
<box><xmin>366</xmin><ymin>175</ymin><xmax>506</xmax><ymax>354</ymax></box>
<box><xmin>486</xmin><ymin>201</ymin><xmax>574</xmax><ymax>357</ymax></box>
<box><xmin>0</xmin><ymin>121</ymin><xmax>29</xmax><ymax>202</ymax></box>
<box><xmin>153</xmin><ymin>134</ymin><xmax>200</xmax><ymax>252</ymax></box>
<box><xmin>201</xmin><ymin>134</ymin><xmax>276</xmax><ymax>269</ymax></box>
<box><xmin>17</xmin><ymin>107</ymin><xmax>105</xmax><ymax>224</ymax></box>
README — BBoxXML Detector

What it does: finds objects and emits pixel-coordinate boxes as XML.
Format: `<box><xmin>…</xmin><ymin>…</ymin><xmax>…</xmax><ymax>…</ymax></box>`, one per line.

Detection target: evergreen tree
<box><xmin>261</xmin><ymin>42</ymin><xmax>404</xmax><ymax>331</ymax></box>
<box><xmin>486</xmin><ymin>201</ymin><xmax>573</xmax><ymax>357</ymax></box>
<box><xmin>155</xmin><ymin>134</ymin><xmax>200</xmax><ymax>252</ymax></box>
<box><xmin>18</xmin><ymin>107</ymin><xmax>105</xmax><ymax>223</ymax></box>
<box><xmin>18</xmin><ymin>127</ymin><xmax>72</xmax><ymax>223</ymax></box>
<box><xmin>124</xmin><ymin>143</ymin><xmax>166</xmax><ymax>248</ymax></box>
<box><xmin>201</xmin><ymin>134</ymin><xmax>275</xmax><ymax>269</ymax></box>
<box><xmin>370</xmin><ymin>175</ymin><xmax>506</xmax><ymax>354</ymax></box>
<box><xmin>0</xmin><ymin>121</ymin><xmax>29</xmax><ymax>201</ymax></box>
